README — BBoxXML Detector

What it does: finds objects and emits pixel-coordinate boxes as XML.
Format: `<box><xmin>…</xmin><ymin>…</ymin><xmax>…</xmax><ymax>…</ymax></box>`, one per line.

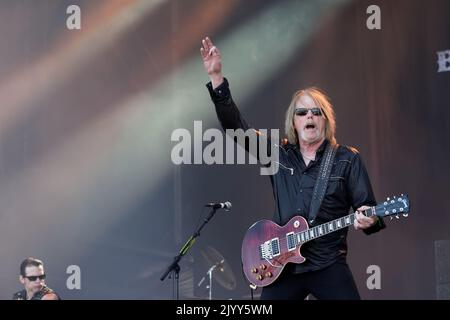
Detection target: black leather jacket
<box><xmin>12</xmin><ymin>286</ymin><xmax>60</xmax><ymax>300</ymax></box>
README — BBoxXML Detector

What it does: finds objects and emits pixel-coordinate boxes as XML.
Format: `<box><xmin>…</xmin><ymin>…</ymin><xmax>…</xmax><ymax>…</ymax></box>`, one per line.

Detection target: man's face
<box><xmin>20</xmin><ymin>265</ymin><xmax>46</xmax><ymax>294</ymax></box>
<box><xmin>293</xmin><ymin>94</ymin><xmax>326</xmax><ymax>145</ymax></box>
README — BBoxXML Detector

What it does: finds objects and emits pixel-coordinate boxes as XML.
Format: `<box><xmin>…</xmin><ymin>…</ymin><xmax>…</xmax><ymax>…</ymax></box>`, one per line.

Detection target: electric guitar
<box><xmin>241</xmin><ymin>194</ymin><xmax>410</xmax><ymax>287</ymax></box>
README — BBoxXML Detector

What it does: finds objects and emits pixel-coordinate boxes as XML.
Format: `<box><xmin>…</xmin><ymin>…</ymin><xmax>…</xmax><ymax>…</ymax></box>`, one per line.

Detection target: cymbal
<box><xmin>200</xmin><ymin>246</ymin><xmax>236</xmax><ymax>290</ymax></box>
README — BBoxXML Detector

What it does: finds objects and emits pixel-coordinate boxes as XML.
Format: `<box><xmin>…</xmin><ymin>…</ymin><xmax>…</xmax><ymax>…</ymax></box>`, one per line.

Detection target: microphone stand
<box><xmin>160</xmin><ymin>207</ymin><xmax>219</xmax><ymax>300</ymax></box>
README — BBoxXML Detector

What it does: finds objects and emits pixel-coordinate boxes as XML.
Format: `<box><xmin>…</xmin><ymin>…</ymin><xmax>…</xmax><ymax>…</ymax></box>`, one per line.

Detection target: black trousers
<box><xmin>260</xmin><ymin>260</ymin><xmax>361</xmax><ymax>300</ymax></box>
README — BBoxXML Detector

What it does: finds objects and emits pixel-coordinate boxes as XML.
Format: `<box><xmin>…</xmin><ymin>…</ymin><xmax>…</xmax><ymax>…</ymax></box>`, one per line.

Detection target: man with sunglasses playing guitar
<box><xmin>12</xmin><ymin>257</ymin><xmax>60</xmax><ymax>300</ymax></box>
<box><xmin>200</xmin><ymin>37</ymin><xmax>386</xmax><ymax>300</ymax></box>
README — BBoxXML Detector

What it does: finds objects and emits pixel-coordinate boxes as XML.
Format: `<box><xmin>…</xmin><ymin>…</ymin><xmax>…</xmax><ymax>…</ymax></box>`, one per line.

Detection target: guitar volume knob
<box><xmin>251</xmin><ymin>267</ymin><xmax>258</xmax><ymax>273</ymax></box>
<box><xmin>257</xmin><ymin>275</ymin><xmax>264</xmax><ymax>281</ymax></box>
<box><xmin>265</xmin><ymin>272</ymin><xmax>272</xmax><ymax>278</ymax></box>
<box><xmin>260</xmin><ymin>264</ymin><xmax>267</xmax><ymax>270</ymax></box>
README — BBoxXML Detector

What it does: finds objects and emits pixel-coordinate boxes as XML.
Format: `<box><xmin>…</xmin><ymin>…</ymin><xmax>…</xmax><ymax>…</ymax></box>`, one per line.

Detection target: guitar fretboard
<box><xmin>289</xmin><ymin>208</ymin><xmax>375</xmax><ymax>247</ymax></box>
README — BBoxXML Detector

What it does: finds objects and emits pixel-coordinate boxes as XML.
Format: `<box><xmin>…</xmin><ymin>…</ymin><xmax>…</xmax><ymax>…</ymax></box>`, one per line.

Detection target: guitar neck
<box><xmin>295</xmin><ymin>207</ymin><xmax>375</xmax><ymax>244</ymax></box>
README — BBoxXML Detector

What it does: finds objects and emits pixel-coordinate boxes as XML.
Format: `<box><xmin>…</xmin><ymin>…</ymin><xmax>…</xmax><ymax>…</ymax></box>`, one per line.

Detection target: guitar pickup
<box><xmin>286</xmin><ymin>232</ymin><xmax>296</xmax><ymax>251</ymax></box>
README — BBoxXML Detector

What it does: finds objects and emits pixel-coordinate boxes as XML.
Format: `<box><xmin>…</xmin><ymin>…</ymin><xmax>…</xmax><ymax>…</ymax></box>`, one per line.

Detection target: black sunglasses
<box><xmin>294</xmin><ymin>107</ymin><xmax>322</xmax><ymax>116</ymax></box>
<box><xmin>25</xmin><ymin>274</ymin><xmax>46</xmax><ymax>281</ymax></box>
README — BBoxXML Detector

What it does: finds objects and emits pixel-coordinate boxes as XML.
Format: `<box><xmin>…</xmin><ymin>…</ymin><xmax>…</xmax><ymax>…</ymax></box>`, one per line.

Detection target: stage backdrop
<box><xmin>0</xmin><ymin>0</ymin><xmax>449</xmax><ymax>299</ymax></box>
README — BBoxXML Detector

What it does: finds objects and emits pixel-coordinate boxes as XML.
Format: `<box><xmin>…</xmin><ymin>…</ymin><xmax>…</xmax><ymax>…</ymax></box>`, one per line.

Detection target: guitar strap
<box><xmin>308</xmin><ymin>141</ymin><xmax>338</xmax><ymax>225</ymax></box>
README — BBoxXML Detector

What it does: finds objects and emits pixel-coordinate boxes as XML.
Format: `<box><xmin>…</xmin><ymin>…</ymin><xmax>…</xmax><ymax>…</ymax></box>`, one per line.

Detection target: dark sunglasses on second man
<box><xmin>294</xmin><ymin>107</ymin><xmax>322</xmax><ymax>116</ymax></box>
<box><xmin>25</xmin><ymin>274</ymin><xmax>46</xmax><ymax>281</ymax></box>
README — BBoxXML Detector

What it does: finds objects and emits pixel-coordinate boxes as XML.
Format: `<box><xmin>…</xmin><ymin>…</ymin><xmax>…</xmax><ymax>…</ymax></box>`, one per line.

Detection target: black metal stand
<box><xmin>160</xmin><ymin>207</ymin><xmax>219</xmax><ymax>300</ymax></box>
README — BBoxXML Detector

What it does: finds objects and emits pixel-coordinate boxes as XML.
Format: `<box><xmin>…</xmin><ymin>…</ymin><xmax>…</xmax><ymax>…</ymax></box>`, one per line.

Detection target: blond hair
<box><xmin>284</xmin><ymin>87</ymin><xmax>336</xmax><ymax>145</ymax></box>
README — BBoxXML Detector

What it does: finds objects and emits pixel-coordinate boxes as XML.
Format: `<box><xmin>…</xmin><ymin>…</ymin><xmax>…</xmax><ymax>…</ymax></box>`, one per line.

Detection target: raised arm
<box><xmin>200</xmin><ymin>37</ymin><xmax>277</xmax><ymax>173</ymax></box>
<box><xmin>200</xmin><ymin>37</ymin><xmax>249</xmax><ymax>132</ymax></box>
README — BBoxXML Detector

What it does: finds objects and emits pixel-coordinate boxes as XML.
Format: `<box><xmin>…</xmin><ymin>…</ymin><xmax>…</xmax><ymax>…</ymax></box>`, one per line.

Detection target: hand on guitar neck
<box><xmin>354</xmin><ymin>205</ymin><xmax>378</xmax><ymax>230</ymax></box>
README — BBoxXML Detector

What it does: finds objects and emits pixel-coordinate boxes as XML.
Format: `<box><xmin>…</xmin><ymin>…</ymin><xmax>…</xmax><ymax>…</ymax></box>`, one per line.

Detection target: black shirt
<box><xmin>206</xmin><ymin>78</ymin><xmax>385</xmax><ymax>273</ymax></box>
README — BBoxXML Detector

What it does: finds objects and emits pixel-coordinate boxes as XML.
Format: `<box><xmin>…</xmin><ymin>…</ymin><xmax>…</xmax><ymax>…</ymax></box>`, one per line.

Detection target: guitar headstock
<box><xmin>375</xmin><ymin>194</ymin><xmax>410</xmax><ymax>220</ymax></box>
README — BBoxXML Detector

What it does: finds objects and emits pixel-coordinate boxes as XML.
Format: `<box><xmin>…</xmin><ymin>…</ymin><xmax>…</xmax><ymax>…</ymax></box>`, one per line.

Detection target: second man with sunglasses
<box><xmin>12</xmin><ymin>257</ymin><xmax>60</xmax><ymax>300</ymax></box>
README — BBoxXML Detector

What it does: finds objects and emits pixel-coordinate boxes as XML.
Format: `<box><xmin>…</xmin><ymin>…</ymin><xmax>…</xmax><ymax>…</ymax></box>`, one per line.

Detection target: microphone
<box><xmin>205</xmin><ymin>201</ymin><xmax>232</xmax><ymax>211</ymax></box>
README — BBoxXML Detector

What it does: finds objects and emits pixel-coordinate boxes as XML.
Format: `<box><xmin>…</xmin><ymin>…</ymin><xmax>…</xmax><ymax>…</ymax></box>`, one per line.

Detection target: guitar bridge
<box><xmin>259</xmin><ymin>238</ymin><xmax>280</xmax><ymax>259</ymax></box>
